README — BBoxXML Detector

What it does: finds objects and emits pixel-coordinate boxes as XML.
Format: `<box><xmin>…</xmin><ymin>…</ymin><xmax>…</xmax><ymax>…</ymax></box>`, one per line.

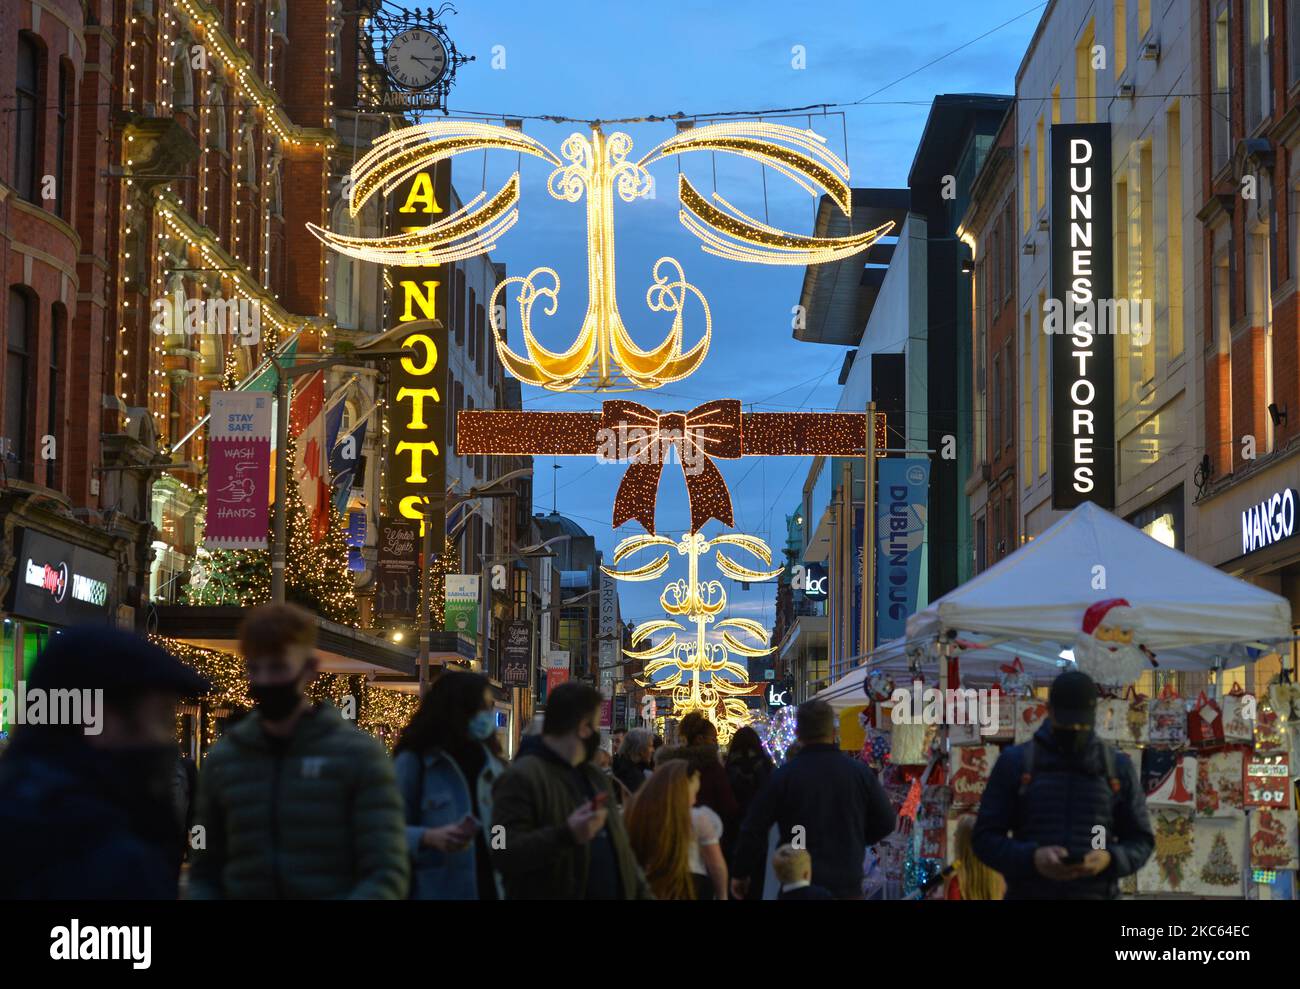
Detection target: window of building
<box><xmin>975</xmin><ymin>514</ymin><xmax>986</xmax><ymax>573</ymax></box>
<box><xmin>56</xmin><ymin>60</ymin><xmax>72</xmax><ymax>219</ymax></box>
<box><xmin>991</xmin><ymin>498</ymin><xmax>1001</xmax><ymax>564</ymax></box>
<box><xmin>1075</xmin><ymin>20</ymin><xmax>1097</xmax><ymax>124</ymax></box>
<box><xmin>1052</xmin><ymin>84</ymin><xmax>1061</xmax><ymax>125</ymax></box>
<box><xmin>475</xmin><ymin>303</ymin><xmax>486</xmax><ymax>377</ymax></box>
<box><xmin>14</xmin><ymin>34</ymin><xmax>41</xmax><ymax>204</ymax></box>
<box><xmin>1021</xmin><ymin>146</ymin><xmax>1031</xmax><ymax>235</ymax></box>
<box><xmin>1036</xmin><ymin>293</ymin><xmax>1047</xmax><ymax>475</ymax></box>
<box><xmin>1212</xmin><ymin>5</ymin><xmax>1232</xmax><ymax>174</ymax></box>
<box><xmin>1003</xmin><ymin>202</ymin><xmax>1015</xmax><ymax>303</ymax></box>
<box><xmin>1245</xmin><ymin>0</ymin><xmax>1274</xmax><ymax>131</ymax></box>
<box><xmin>1005</xmin><ymin>493</ymin><xmax>1016</xmax><ymax>552</ymax></box>
<box><xmin>1116</xmin><ymin>176</ymin><xmax>1132</xmax><ymax>404</ymax></box>
<box><xmin>989</xmin><ymin>228</ymin><xmax>1001</xmax><ymax>316</ymax></box>
<box><xmin>453</xmin><ymin>267</ymin><xmax>465</xmax><ymax>347</ymax></box>
<box><xmin>1114</xmin><ymin>0</ymin><xmax>1128</xmax><ymax>80</ymax></box>
<box><xmin>1022</xmin><ymin>310</ymin><xmax>1032</xmax><ymax>487</ymax></box>
<box><xmin>1139</xmin><ymin>141</ymin><xmax>1156</xmax><ymax>384</ymax></box>
<box><xmin>171</xmin><ymin>39</ymin><xmax>194</xmax><ymax>112</ymax></box>
<box><xmin>206</xmin><ymin>84</ymin><xmax>227</xmax><ymax>151</ymax></box>
<box><xmin>1290</xmin><ymin>0</ymin><xmax>1300</xmax><ymax>85</ymax></box>
<box><xmin>1166</xmin><ymin>102</ymin><xmax>1184</xmax><ymax>359</ymax></box>
<box><xmin>5</xmin><ymin>290</ymin><xmax>32</xmax><ymax>474</ymax></box>
<box><xmin>47</xmin><ymin>304</ymin><xmax>65</xmax><ymax>490</ymax></box>
<box><xmin>1003</xmin><ymin>335</ymin><xmax>1013</xmax><ymax>452</ymax></box>
<box><xmin>974</xmin><ymin>259</ymin><xmax>987</xmax><ymax>465</ymax></box>
<box><xmin>473</xmin><ymin>285</ymin><xmax>483</xmax><ymax>363</ymax></box>
<box><xmin>1138</xmin><ymin>0</ymin><xmax>1151</xmax><ymax>39</ymax></box>
<box><xmin>1035</xmin><ymin>116</ymin><xmax>1046</xmax><ymax>214</ymax></box>
<box><xmin>991</xmin><ymin>350</ymin><xmax>1001</xmax><ymax>450</ymax></box>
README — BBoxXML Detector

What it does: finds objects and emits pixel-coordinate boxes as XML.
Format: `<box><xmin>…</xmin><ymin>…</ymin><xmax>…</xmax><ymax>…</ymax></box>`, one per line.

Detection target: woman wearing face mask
<box><xmin>394</xmin><ymin>672</ymin><xmax>504</xmax><ymax>900</ymax></box>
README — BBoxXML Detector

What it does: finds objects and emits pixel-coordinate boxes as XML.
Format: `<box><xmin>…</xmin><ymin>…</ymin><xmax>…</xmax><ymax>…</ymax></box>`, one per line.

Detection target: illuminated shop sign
<box><xmin>386</xmin><ymin>161</ymin><xmax>450</xmax><ymax>539</ymax></box>
<box><xmin>1050</xmin><ymin>123</ymin><xmax>1115</xmax><ymax>510</ymax></box>
<box><xmin>9</xmin><ymin>529</ymin><xmax>116</xmax><ymax>624</ymax></box>
<box><xmin>1241</xmin><ymin>488</ymin><xmax>1299</xmax><ymax>556</ymax></box>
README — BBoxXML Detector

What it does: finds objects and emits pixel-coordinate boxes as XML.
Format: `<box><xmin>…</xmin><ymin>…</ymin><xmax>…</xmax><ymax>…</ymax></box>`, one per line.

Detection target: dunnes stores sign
<box><xmin>1241</xmin><ymin>488</ymin><xmax>1299</xmax><ymax>556</ymax></box>
<box><xmin>386</xmin><ymin>161</ymin><xmax>451</xmax><ymax>540</ymax></box>
<box><xmin>1049</xmin><ymin>123</ymin><xmax>1115</xmax><ymax>511</ymax></box>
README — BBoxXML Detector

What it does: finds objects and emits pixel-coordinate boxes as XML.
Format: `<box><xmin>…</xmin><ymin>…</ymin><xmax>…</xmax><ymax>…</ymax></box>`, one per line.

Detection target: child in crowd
<box><xmin>773</xmin><ymin>844</ymin><xmax>833</xmax><ymax>900</ymax></box>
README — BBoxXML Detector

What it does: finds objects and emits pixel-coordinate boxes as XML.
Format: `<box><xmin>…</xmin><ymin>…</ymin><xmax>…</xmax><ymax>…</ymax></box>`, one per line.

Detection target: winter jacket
<box><xmin>490</xmin><ymin>735</ymin><xmax>652</xmax><ymax>899</ymax></box>
<box><xmin>394</xmin><ymin>744</ymin><xmax>505</xmax><ymax>899</ymax></box>
<box><xmin>971</xmin><ymin>722</ymin><xmax>1154</xmax><ymax>900</ymax></box>
<box><xmin>188</xmin><ymin>702</ymin><xmax>409</xmax><ymax>899</ymax></box>
<box><xmin>611</xmin><ymin>754</ymin><xmax>649</xmax><ymax>800</ymax></box>
<box><xmin>0</xmin><ymin>738</ymin><xmax>183</xmax><ymax>899</ymax></box>
<box><xmin>732</xmin><ymin>743</ymin><xmax>895</xmax><ymax>899</ymax></box>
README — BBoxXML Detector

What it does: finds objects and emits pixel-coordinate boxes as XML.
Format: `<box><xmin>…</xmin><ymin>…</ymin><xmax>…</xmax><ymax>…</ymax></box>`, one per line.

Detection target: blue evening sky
<box><xmin>426</xmin><ymin>0</ymin><xmax>1045</xmax><ymax>633</ymax></box>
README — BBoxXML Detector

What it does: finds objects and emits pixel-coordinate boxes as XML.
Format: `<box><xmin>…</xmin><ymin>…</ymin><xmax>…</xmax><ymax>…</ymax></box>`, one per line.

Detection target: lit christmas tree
<box><xmin>185</xmin><ymin>435</ymin><xmax>358</xmax><ymax>625</ymax></box>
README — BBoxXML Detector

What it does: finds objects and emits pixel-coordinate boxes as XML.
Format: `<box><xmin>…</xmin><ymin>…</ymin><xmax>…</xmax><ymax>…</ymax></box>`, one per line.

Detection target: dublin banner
<box><xmin>875</xmin><ymin>458</ymin><xmax>930</xmax><ymax>646</ymax></box>
<box><xmin>205</xmin><ymin>390</ymin><xmax>272</xmax><ymax>549</ymax></box>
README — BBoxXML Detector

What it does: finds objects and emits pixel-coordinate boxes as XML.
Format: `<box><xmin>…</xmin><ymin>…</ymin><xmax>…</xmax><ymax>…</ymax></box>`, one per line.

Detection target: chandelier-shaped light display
<box><xmin>309</xmin><ymin>119</ymin><xmax>892</xmax><ymax>391</ymax></box>
<box><xmin>603</xmin><ymin>531</ymin><xmax>781</xmax><ymax>743</ymax></box>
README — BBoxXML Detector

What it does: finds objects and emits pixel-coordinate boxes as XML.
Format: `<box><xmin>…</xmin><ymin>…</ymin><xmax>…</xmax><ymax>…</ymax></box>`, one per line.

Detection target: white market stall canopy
<box><xmin>905</xmin><ymin>501</ymin><xmax>1293</xmax><ymax>670</ymax></box>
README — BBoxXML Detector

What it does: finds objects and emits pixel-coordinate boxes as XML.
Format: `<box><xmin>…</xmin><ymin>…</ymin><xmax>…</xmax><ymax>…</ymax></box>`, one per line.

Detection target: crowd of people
<box><xmin>0</xmin><ymin>602</ymin><xmax>1154</xmax><ymax>900</ymax></box>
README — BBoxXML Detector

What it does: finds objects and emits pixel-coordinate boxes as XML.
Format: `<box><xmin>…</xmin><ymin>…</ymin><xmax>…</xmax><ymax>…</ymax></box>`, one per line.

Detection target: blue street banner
<box><xmin>875</xmin><ymin>458</ymin><xmax>930</xmax><ymax>646</ymax></box>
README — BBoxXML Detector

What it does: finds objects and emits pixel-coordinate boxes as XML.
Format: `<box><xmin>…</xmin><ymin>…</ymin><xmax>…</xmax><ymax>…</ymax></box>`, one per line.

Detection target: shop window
<box><xmin>5</xmin><ymin>289</ymin><xmax>32</xmax><ymax>476</ymax></box>
<box><xmin>14</xmin><ymin>34</ymin><xmax>41</xmax><ymax>204</ymax></box>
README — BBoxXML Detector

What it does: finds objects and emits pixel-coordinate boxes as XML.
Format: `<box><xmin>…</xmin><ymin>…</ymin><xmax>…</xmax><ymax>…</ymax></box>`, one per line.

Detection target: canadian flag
<box><xmin>290</xmin><ymin>371</ymin><xmax>329</xmax><ymax>541</ymax></box>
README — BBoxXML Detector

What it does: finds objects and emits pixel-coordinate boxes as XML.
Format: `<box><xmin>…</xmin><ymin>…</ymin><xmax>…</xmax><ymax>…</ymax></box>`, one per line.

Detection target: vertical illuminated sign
<box><xmin>1050</xmin><ymin>123</ymin><xmax>1115</xmax><ymax>510</ymax></box>
<box><xmin>386</xmin><ymin>160</ymin><xmax>451</xmax><ymax>539</ymax></box>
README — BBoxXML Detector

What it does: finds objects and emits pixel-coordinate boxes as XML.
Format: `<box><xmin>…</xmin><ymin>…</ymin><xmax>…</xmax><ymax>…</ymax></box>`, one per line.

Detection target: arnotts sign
<box><xmin>1050</xmin><ymin>123</ymin><xmax>1115</xmax><ymax>510</ymax></box>
<box><xmin>386</xmin><ymin>162</ymin><xmax>450</xmax><ymax>540</ymax></box>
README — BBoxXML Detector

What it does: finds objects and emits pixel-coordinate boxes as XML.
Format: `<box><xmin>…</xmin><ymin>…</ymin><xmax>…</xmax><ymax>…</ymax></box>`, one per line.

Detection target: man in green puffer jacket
<box><xmin>188</xmin><ymin>604</ymin><xmax>408</xmax><ymax>899</ymax></box>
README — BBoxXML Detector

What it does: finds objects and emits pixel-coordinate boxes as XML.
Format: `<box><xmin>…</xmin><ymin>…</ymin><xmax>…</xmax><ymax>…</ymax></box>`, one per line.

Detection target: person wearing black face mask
<box><xmin>972</xmin><ymin>670</ymin><xmax>1154</xmax><ymax>899</ymax></box>
<box><xmin>490</xmin><ymin>681</ymin><xmax>651</xmax><ymax>899</ymax></box>
<box><xmin>187</xmin><ymin>603</ymin><xmax>408</xmax><ymax>899</ymax></box>
<box><xmin>0</xmin><ymin>625</ymin><xmax>210</xmax><ymax>899</ymax></box>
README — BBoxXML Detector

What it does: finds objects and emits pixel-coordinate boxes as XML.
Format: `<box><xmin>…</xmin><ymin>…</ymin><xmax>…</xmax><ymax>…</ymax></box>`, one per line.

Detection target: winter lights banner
<box><xmin>456</xmin><ymin>403</ymin><xmax>869</xmax><ymax>534</ymax></box>
<box><xmin>309</xmin><ymin>120</ymin><xmax>892</xmax><ymax>391</ymax></box>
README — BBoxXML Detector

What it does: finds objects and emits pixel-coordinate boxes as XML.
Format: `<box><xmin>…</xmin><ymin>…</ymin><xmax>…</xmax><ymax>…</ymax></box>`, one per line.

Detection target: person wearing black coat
<box><xmin>972</xmin><ymin>671</ymin><xmax>1154</xmax><ymax>900</ymax></box>
<box><xmin>0</xmin><ymin>626</ymin><xmax>210</xmax><ymax>899</ymax></box>
<box><xmin>611</xmin><ymin>728</ymin><xmax>654</xmax><ymax>801</ymax></box>
<box><xmin>730</xmin><ymin>701</ymin><xmax>895</xmax><ymax>900</ymax></box>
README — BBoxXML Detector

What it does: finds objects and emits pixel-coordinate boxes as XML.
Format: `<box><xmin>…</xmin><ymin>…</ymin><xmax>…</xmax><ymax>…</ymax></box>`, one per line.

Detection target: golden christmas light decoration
<box><xmin>605</xmin><ymin>531</ymin><xmax>781</xmax><ymax>742</ymax></box>
<box><xmin>637</xmin><ymin>120</ymin><xmax>894</xmax><ymax>266</ymax></box>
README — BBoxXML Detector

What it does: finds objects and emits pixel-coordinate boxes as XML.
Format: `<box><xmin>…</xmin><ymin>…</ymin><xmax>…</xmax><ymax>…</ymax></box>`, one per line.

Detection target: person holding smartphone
<box><xmin>394</xmin><ymin>672</ymin><xmax>505</xmax><ymax>900</ymax></box>
<box><xmin>972</xmin><ymin>671</ymin><xmax>1154</xmax><ymax>900</ymax></box>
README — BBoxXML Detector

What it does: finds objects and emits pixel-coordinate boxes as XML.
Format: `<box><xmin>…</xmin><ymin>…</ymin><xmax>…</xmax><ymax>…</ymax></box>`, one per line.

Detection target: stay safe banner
<box><xmin>206</xmin><ymin>391</ymin><xmax>272</xmax><ymax>549</ymax></box>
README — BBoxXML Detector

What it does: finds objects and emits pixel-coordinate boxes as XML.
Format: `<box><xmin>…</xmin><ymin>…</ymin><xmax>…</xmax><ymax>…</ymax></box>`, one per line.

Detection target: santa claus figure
<box><xmin>1071</xmin><ymin>598</ymin><xmax>1151</xmax><ymax>687</ymax></box>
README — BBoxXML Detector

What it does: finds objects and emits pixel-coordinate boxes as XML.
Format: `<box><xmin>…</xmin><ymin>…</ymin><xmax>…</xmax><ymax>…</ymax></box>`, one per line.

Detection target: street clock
<box><xmin>385</xmin><ymin>28</ymin><xmax>449</xmax><ymax>91</ymax></box>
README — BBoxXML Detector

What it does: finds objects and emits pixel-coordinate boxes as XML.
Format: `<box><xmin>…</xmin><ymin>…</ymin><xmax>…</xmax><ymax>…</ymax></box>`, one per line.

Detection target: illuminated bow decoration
<box><xmin>308</xmin><ymin>120</ymin><xmax>893</xmax><ymax>391</ymax></box>
<box><xmin>602</xmin><ymin>399</ymin><xmax>741</xmax><ymax>535</ymax></box>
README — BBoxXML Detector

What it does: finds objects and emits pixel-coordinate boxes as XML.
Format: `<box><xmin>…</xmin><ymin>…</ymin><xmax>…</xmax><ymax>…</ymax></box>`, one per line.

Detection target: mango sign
<box><xmin>387</xmin><ymin>162</ymin><xmax>450</xmax><ymax>539</ymax></box>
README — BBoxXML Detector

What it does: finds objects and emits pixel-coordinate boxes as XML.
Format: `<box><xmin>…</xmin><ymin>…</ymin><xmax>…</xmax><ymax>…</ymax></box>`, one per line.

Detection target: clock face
<box><xmin>385</xmin><ymin>29</ymin><xmax>449</xmax><ymax>91</ymax></box>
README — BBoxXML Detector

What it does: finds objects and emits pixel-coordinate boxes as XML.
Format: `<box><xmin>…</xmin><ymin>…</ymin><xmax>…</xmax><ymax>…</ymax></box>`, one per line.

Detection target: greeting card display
<box><xmin>1096</xmin><ymin>695</ymin><xmax>1129</xmax><ymax>743</ymax></box>
<box><xmin>889</xmin><ymin>718</ymin><xmax>929</xmax><ymax>767</ymax></box>
<box><xmin>1188</xmin><ymin>691</ymin><xmax>1225</xmax><ymax>749</ymax></box>
<box><xmin>1195</xmin><ymin>749</ymin><xmax>1246</xmax><ymax>818</ymax></box>
<box><xmin>1267</xmin><ymin>670</ymin><xmax>1300</xmax><ymax>723</ymax></box>
<box><xmin>985</xmin><ymin>687</ymin><xmax>1015</xmax><ymax>742</ymax></box>
<box><xmin>1136</xmin><ymin>810</ymin><xmax>1196</xmax><ymax>894</ymax></box>
<box><xmin>947</xmin><ymin>718</ymin><xmax>982</xmax><ymax>746</ymax></box>
<box><xmin>1146</xmin><ymin>753</ymin><xmax>1196</xmax><ymax>813</ymax></box>
<box><xmin>1122</xmin><ymin>687</ymin><xmax>1151</xmax><ymax>745</ymax></box>
<box><xmin>1190</xmin><ymin>816</ymin><xmax>1246</xmax><ymax>896</ymax></box>
<box><xmin>1014</xmin><ymin>697</ymin><xmax>1049</xmax><ymax>744</ymax></box>
<box><xmin>1141</xmin><ymin>746</ymin><xmax>1179</xmax><ymax>794</ymax></box>
<box><xmin>996</xmin><ymin>658</ymin><xmax>1035</xmax><ymax>696</ymax></box>
<box><xmin>1249</xmin><ymin>807</ymin><xmax>1299</xmax><ymax>870</ymax></box>
<box><xmin>1221</xmin><ymin>684</ymin><xmax>1255</xmax><ymax>743</ymax></box>
<box><xmin>949</xmin><ymin>745</ymin><xmax>993</xmax><ymax>812</ymax></box>
<box><xmin>1254</xmin><ymin>702</ymin><xmax>1289</xmax><ymax>755</ymax></box>
<box><xmin>1244</xmin><ymin>753</ymin><xmax>1292</xmax><ymax>809</ymax></box>
<box><xmin>1148</xmin><ymin>689</ymin><xmax>1188</xmax><ymax>747</ymax></box>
